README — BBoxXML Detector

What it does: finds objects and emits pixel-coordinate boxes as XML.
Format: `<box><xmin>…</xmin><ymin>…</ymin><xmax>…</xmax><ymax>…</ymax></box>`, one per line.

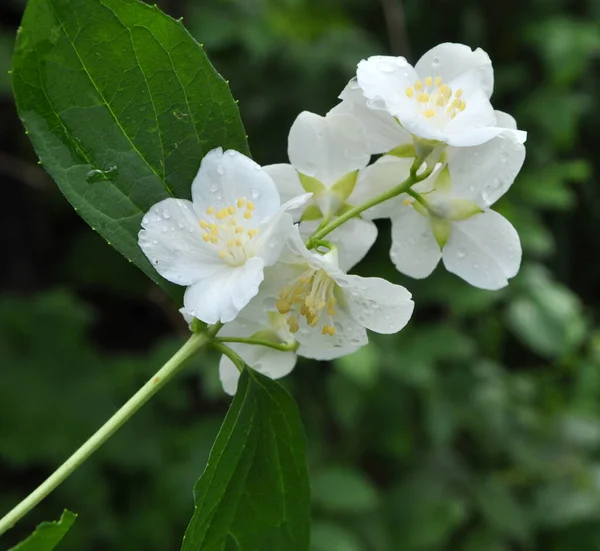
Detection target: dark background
<box><xmin>1</xmin><ymin>0</ymin><xmax>600</xmax><ymax>549</ymax></box>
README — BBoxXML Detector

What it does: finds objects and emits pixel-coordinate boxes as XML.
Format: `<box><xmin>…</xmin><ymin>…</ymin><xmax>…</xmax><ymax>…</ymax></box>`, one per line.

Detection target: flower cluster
<box><xmin>139</xmin><ymin>43</ymin><xmax>526</xmax><ymax>394</ymax></box>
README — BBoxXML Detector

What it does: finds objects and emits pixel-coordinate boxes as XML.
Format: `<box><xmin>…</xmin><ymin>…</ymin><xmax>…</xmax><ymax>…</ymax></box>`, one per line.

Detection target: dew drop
<box><xmin>250</xmin><ymin>188</ymin><xmax>260</xmax><ymax>199</ymax></box>
<box><xmin>431</xmin><ymin>56</ymin><xmax>440</xmax><ymax>67</ymax></box>
<box><xmin>162</xmin><ymin>210</ymin><xmax>170</xmax><ymax>219</ymax></box>
<box><xmin>227</xmin><ymin>150</ymin><xmax>236</xmax><ymax>156</ymax></box>
<box><xmin>161</xmin><ymin>226</ymin><xmax>168</xmax><ymax>233</ymax></box>
<box><xmin>216</xmin><ymin>165</ymin><xmax>225</xmax><ymax>175</ymax></box>
<box><xmin>209</xmin><ymin>184</ymin><xmax>219</xmax><ymax>192</ymax></box>
<box><xmin>152</xmin><ymin>240</ymin><xmax>158</xmax><ymax>245</ymax></box>
<box><xmin>142</xmin><ymin>216</ymin><xmax>150</xmax><ymax>224</ymax></box>
<box><xmin>457</xmin><ymin>249</ymin><xmax>467</xmax><ymax>259</ymax></box>
<box><xmin>178</xmin><ymin>222</ymin><xmax>185</xmax><ymax>229</ymax></box>
<box><xmin>395</xmin><ymin>57</ymin><xmax>408</xmax><ymax>67</ymax></box>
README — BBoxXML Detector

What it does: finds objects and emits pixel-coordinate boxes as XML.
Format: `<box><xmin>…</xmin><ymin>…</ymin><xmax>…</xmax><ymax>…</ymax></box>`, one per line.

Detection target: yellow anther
<box><xmin>216</xmin><ymin>209</ymin><xmax>227</xmax><ymax>219</ymax></box>
<box><xmin>227</xmin><ymin>240</ymin><xmax>235</xmax><ymax>248</ymax></box>
<box><xmin>455</xmin><ymin>88</ymin><xmax>463</xmax><ymax>98</ymax></box>
<box><xmin>434</xmin><ymin>76</ymin><xmax>442</xmax><ymax>87</ymax></box>
<box><xmin>437</xmin><ymin>95</ymin><xmax>447</xmax><ymax>107</ymax></box>
<box><xmin>209</xmin><ymin>224</ymin><xmax>218</xmax><ymax>234</ymax></box>
<box><xmin>459</xmin><ymin>100</ymin><xmax>466</xmax><ymax>111</ymax></box>
<box><xmin>322</xmin><ymin>325</ymin><xmax>336</xmax><ymax>336</ymax></box>
<box><xmin>423</xmin><ymin>109</ymin><xmax>436</xmax><ymax>118</ymax></box>
<box><xmin>200</xmin><ymin>219</ymin><xmax>209</xmax><ymax>229</ymax></box>
<box><xmin>424</xmin><ymin>76</ymin><xmax>432</xmax><ymax>87</ymax></box>
<box><xmin>288</xmin><ymin>316</ymin><xmax>299</xmax><ymax>333</ymax></box>
<box><xmin>418</xmin><ymin>92</ymin><xmax>430</xmax><ymax>103</ymax></box>
<box><xmin>227</xmin><ymin>205</ymin><xmax>236</xmax><ymax>215</ymax></box>
<box><xmin>247</xmin><ymin>229</ymin><xmax>258</xmax><ymax>238</ymax></box>
<box><xmin>202</xmin><ymin>233</ymin><xmax>210</xmax><ymax>242</ymax></box>
<box><xmin>246</xmin><ymin>201</ymin><xmax>255</xmax><ymax>211</ymax></box>
<box><xmin>402</xmin><ymin>197</ymin><xmax>413</xmax><ymax>206</ymax></box>
<box><xmin>206</xmin><ymin>206</ymin><xmax>215</xmax><ymax>215</ymax></box>
<box><xmin>414</xmin><ymin>80</ymin><xmax>423</xmax><ymax>90</ymax></box>
<box><xmin>235</xmin><ymin>238</ymin><xmax>242</xmax><ymax>247</ymax></box>
<box><xmin>439</xmin><ymin>84</ymin><xmax>451</xmax><ymax>98</ymax></box>
<box><xmin>210</xmin><ymin>236</ymin><xmax>218</xmax><ymax>244</ymax></box>
<box><xmin>276</xmin><ymin>298</ymin><xmax>291</xmax><ymax>314</ymax></box>
<box><xmin>219</xmin><ymin>251</ymin><xmax>228</xmax><ymax>259</ymax></box>
<box><xmin>244</xmin><ymin>210</ymin><xmax>252</xmax><ymax>219</ymax></box>
<box><xmin>328</xmin><ymin>298</ymin><xmax>336</xmax><ymax>316</ymax></box>
<box><xmin>237</xmin><ymin>198</ymin><xmax>245</xmax><ymax>208</ymax></box>
<box><xmin>235</xmin><ymin>225</ymin><xmax>244</xmax><ymax>234</ymax></box>
<box><xmin>405</xmin><ymin>86</ymin><xmax>414</xmax><ymax>98</ymax></box>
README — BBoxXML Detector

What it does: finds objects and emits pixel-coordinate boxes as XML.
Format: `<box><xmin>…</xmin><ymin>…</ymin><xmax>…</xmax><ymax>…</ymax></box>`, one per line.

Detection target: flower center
<box><xmin>199</xmin><ymin>198</ymin><xmax>259</xmax><ymax>266</ymax></box>
<box><xmin>276</xmin><ymin>268</ymin><xmax>337</xmax><ymax>336</ymax></box>
<box><xmin>405</xmin><ymin>76</ymin><xmax>466</xmax><ymax>122</ymax></box>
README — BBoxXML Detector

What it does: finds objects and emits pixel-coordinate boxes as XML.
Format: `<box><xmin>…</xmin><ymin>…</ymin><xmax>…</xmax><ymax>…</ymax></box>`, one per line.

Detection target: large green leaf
<box><xmin>8</xmin><ymin>511</ymin><xmax>76</xmax><ymax>551</ymax></box>
<box><xmin>12</xmin><ymin>0</ymin><xmax>249</xmax><ymax>293</ymax></box>
<box><xmin>181</xmin><ymin>368</ymin><xmax>310</xmax><ymax>551</ymax></box>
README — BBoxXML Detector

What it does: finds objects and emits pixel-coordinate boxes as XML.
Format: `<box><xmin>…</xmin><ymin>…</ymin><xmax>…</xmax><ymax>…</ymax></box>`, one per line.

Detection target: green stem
<box><xmin>306</xmin><ymin>157</ymin><xmax>429</xmax><ymax>247</ymax></box>
<box><xmin>211</xmin><ymin>340</ymin><xmax>246</xmax><ymax>372</ymax></box>
<box><xmin>406</xmin><ymin>188</ymin><xmax>431</xmax><ymax>211</ymax></box>
<box><xmin>0</xmin><ymin>330</ymin><xmax>211</xmax><ymax>536</ymax></box>
<box><xmin>218</xmin><ymin>336</ymin><xmax>299</xmax><ymax>353</ymax></box>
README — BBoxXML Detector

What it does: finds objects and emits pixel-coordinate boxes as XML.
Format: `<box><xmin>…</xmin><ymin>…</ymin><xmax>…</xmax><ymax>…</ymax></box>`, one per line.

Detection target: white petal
<box><xmin>495</xmin><ymin>110</ymin><xmax>527</xmax><ymax>144</ymax></box>
<box><xmin>447</xmin><ymin>131</ymin><xmax>526</xmax><ymax>206</ymax></box>
<box><xmin>299</xmin><ymin>217</ymin><xmax>377</xmax><ymax>271</ymax></box>
<box><xmin>219</xmin><ymin>356</ymin><xmax>241</xmax><ymax>396</ymax></box>
<box><xmin>356</xmin><ymin>56</ymin><xmax>419</xmax><ymax>119</ymax></box>
<box><xmin>183</xmin><ymin>256</ymin><xmax>265</xmax><ymax>323</ymax></box>
<box><xmin>336</xmin><ymin>274</ymin><xmax>414</xmax><ymax>334</ymax></box>
<box><xmin>295</xmin><ymin>309</ymin><xmax>367</xmax><ymax>361</ymax></box>
<box><xmin>333</xmin><ymin>80</ymin><xmax>412</xmax><ymax>154</ymax></box>
<box><xmin>191</xmin><ymin>148</ymin><xmax>280</xmax><ymax>222</ymax></box>
<box><xmin>390</xmin><ymin>207</ymin><xmax>442</xmax><ymax>278</ymax></box>
<box><xmin>443</xmin><ymin>210</ymin><xmax>522</xmax><ymax>290</ymax></box>
<box><xmin>288</xmin><ymin>111</ymin><xmax>370</xmax><ymax>186</ymax></box>
<box><xmin>263</xmin><ymin>163</ymin><xmax>304</xmax><ymax>206</ymax></box>
<box><xmin>138</xmin><ymin>198</ymin><xmax>223</xmax><ymax>285</ymax></box>
<box><xmin>443</xmin><ymin>73</ymin><xmax>500</xmax><ymax>146</ymax></box>
<box><xmin>415</xmin><ymin>43</ymin><xmax>494</xmax><ymax>98</ymax></box>
<box><xmin>254</xmin><ymin>194</ymin><xmax>311</xmax><ymax>266</ymax></box>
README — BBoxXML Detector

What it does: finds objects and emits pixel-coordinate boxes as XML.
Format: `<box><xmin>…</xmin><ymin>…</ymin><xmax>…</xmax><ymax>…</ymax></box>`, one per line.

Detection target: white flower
<box><xmin>264</xmin><ymin>110</ymin><xmax>377</xmax><ymax>270</ymax></box>
<box><xmin>361</xmin><ymin>129</ymin><xmax>525</xmax><ymax>290</ymax></box>
<box><xmin>355</xmin><ymin>43</ymin><xmax>520</xmax><ymax>147</ymax></box>
<box><xmin>139</xmin><ymin>148</ymin><xmax>310</xmax><ymax>324</ymax></box>
<box><xmin>264</xmin><ymin>229</ymin><xmax>414</xmax><ymax>360</ymax></box>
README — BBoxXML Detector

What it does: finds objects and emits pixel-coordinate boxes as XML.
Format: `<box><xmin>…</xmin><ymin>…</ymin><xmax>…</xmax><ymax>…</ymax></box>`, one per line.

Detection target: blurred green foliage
<box><xmin>1</xmin><ymin>0</ymin><xmax>599</xmax><ymax>550</ymax></box>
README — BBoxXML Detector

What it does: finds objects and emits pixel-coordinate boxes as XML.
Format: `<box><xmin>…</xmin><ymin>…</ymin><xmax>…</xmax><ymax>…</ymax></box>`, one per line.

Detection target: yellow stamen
<box><xmin>288</xmin><ymin>316</ymin><xmax>299</xmax><ymax>333</ymax></box>
<box><xmin>403</xmin><ymin>198</ymin><xmax>413</xmax><ymax>206</ymax></box>
<box><xmin>235</xmin><ymin>238</ymin><xmax>242</xmax><ymax>247</ymax></box>
<box><xmin>423</xmin><ymin>109</ymin><xmax>436</xmax><ymax>118</ymax></box>
<box><xmin>216</xmin><ymin>209</ymin><xmax>227</xmax><ymax>219</ymax></box>
<box><xmin>455</xmin><ymin>88</ymin><xmax>463</xmax><ymax>98</ymax></box>
<box><xmin>237</xmin><ymin>198</ymin><xmax>245</xmax><ymax>208</ymax></box>
<box><xmin>206</xmin><ymin>206</ymin><xmax>215</xmax><ymax>215</ymax></box>
<box><xmin>235</xmin><ymin>225</ymin><xmax>244</xmax><ymax>233</ymax></box>
<box><xmin>434</xmin><ymin>76</ymin><xmax>442</xmax><ymax>87</ymax></box>
<box><xmin>219</xmin><ymin>251</ymin><xmax>227</xmax><ymax>259</ymax></box>
<box><xmin>227</xmin><ymin>205</ymin><xmax>236</xmax><ymax>215</ymax></box>
<box><xmin>202</xmin><ymin>233</ymin><xmax>210</xmax><ymax>242</ymax></box>
<box><xmin>246</xmin><ymin>201</ymin><xmax>255</xmax><ymax>211</ymax></box>
<box><xmin>244</xmin><ymin>210</ymin><xmax>252</xmax><ymax>219</ymax></box>
<box><xmin>276</xmin><ymin>298</ymin><xmax>291</xmax><ymax>314</ymax></box>
<box><xmin>200</xmin><ymin>220</ymin><xmax>209</xmax><ymax>229</ymax></box>
<box><xmin>414</xmin><ymin>80</ymin><xmax>423</xmax><ymax>91</ymax></box>
<box><xmin>424</xmin><ymin>76</ymin><xmax>432</xmax><ymax>87</ymax></box>
<box><xmin>405</xmin><ymin>86</ymin><xmax>414</xmax><ymax>98</ymax></box>
<box><xmin>322</xmin><ymin>325</ymin><xmax>336</xmax><ymax>336</ymax></box>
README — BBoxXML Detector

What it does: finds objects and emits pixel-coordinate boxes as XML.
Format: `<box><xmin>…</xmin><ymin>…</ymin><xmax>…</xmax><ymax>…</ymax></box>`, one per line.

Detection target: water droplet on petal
<box><xmin>432</xmin><ymin>56</ymin><xmax>440</xmax><ymax>67</ymax></box>
<box><xmin>216</xmin><ymin>165</ymin><xmax>225</xmax><ymax>175</ymax></box>
<box><xmin>395</xmin><ymin>57</ymin><xmax>408</xmax><ymax>67</ymax></box>
<box><xmin>142</xmin><ymin>216</ymin><xmax>150</xmax><ymax>224</ymax></box>
<box><xmin>227</xmin><ymin>150</ymin><xmax>236</xmax><ymax>156</ymax></box>
<box><xmin>162</xmin><ymin>209</ymin><xmax>170</xmax><ymax>219</ymax></box>
<box><xmin>209</xmin><ymin>184</ymin><xmax>219</xmax><ymax>192</ymax></box>
<box><xmin>457</xmin><ymin>249</ymin><xmax>467</xmax><ymax>259</ymax></box>
<box><xmin>250</xmin><ymin>188</ymin><xmax>260</xmax><ymax>199</ymax></box>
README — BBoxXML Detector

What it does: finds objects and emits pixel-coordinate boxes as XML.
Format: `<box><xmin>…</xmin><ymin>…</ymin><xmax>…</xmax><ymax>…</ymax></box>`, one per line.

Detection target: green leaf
<box><xmin>181</xmin><ymin>368</ymin><xmax>310</xmax><ymax>551</ymax></box>
<box><xmin>8</xmin><ymin>511</ymin><xmax>77</xmax><ymax>551</ymax></box>
<box><xmin>12</xmin><ymin>0</ymin><xmax>249</xmax><ymax>295</ymax></box>
<box><xmin>310</xmin><ymin>522</ymin><xmax>362</xmax><ymax>551</ymax></box>
<box><xmin>312</xmin><ymin>467</ymin><xmax>379</xmax><ymax>513</ymax></box>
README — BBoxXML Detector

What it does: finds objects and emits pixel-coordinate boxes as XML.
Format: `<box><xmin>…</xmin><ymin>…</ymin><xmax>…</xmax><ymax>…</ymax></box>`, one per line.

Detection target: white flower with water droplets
<box><xmin>360</xmin><ymin>129</ymin><xmax>525</xmax><ymax>290</ymax></box>
<box><xmin>264</xmin><ymin>110</ymin><xmax>377</xmax><ymax>270</ymax></box>
<box><xmin>263</xmin><ymin>228</ymin><xmax>414</xmax><ymax>360</ymax></box>
<box><xmin>355</xmin><ymin>43</ymin><xmax>521</xmax><ymax>148</ymax></box>
<box><xmin>139</xmin><ymin>148</ymin><xmax>310</xmax><ymax>324</ymax></box>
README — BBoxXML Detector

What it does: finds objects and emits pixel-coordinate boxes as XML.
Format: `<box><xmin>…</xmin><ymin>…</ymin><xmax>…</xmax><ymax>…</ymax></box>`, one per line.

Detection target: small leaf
<box><xmin>181</xmin><ymin>368</ymin><xmax>310</xmax><ymax>551</ymax></box>
<box><xmin>312</xmin><ymin>467</ymin><xmax>379</xmax><ymax>513</ymax></box>
<box><xmin>330</xmin><ymin>170</ymin><xmax>358</xmax><ymax>202</ymax></box>
<box><xmin>12</xmin><ymin>0</ymin><xmax>249</xmax><ymax>295</ymax></box>
<box><xmin>8</xmin><ymin>511</ymin><xmax>77</xmax><ymax>551</ymax></box>
<box><xmin>298</xmin><ymin>173</ymin><xmax>326</xmax><ymax>195</ymax></box>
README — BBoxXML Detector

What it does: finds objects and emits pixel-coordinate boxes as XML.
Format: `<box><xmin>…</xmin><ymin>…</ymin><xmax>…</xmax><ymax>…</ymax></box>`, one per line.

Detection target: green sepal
<box><xmin>411</xmin><ymin>197</ymin><xmax>429</xmax><ymax>217</ymax></box>
<box><xmin>431</xmin><ymin>217</ymin><xmax>451</xmax><ymax>248</ymax></box>
<box><xmin>336</xmin><ymin>203</ymin><xmax>355</xmax><ymax>216</ymax></box>
<box><xmin>298</xmin><ymin>173</ymin><xmax>326</xmax><ymax>194</ymax></box>
<box><xmin>447</xmin><ymin>199</ymin><xmax>483</xmax><ymax>221</ymax></box>
<box><xmin>301</xmin><ymin>203</ymin><xmax>323</xmax><ymax>221</ymax></box>
<box><xmin>331</xmin><ymin>170</ymin><xmax>358</xmax><ymax>202</ymax></box>
<box><xmin>434</xmin><ymin>166</ymin><xmax>452</xmax><ymax>193</ymax></box>
<box><xmin>387</xmin><ymin>144</ymin><xmax>416</xmax><ymax>158</ymax></box>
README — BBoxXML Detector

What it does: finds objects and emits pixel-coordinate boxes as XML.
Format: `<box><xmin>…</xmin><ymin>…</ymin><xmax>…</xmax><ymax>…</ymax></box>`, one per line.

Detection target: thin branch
<box><xmin>379</xmin><ymin>0</ymin><xmax>411</xmax><ymax>58</ymax></box>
